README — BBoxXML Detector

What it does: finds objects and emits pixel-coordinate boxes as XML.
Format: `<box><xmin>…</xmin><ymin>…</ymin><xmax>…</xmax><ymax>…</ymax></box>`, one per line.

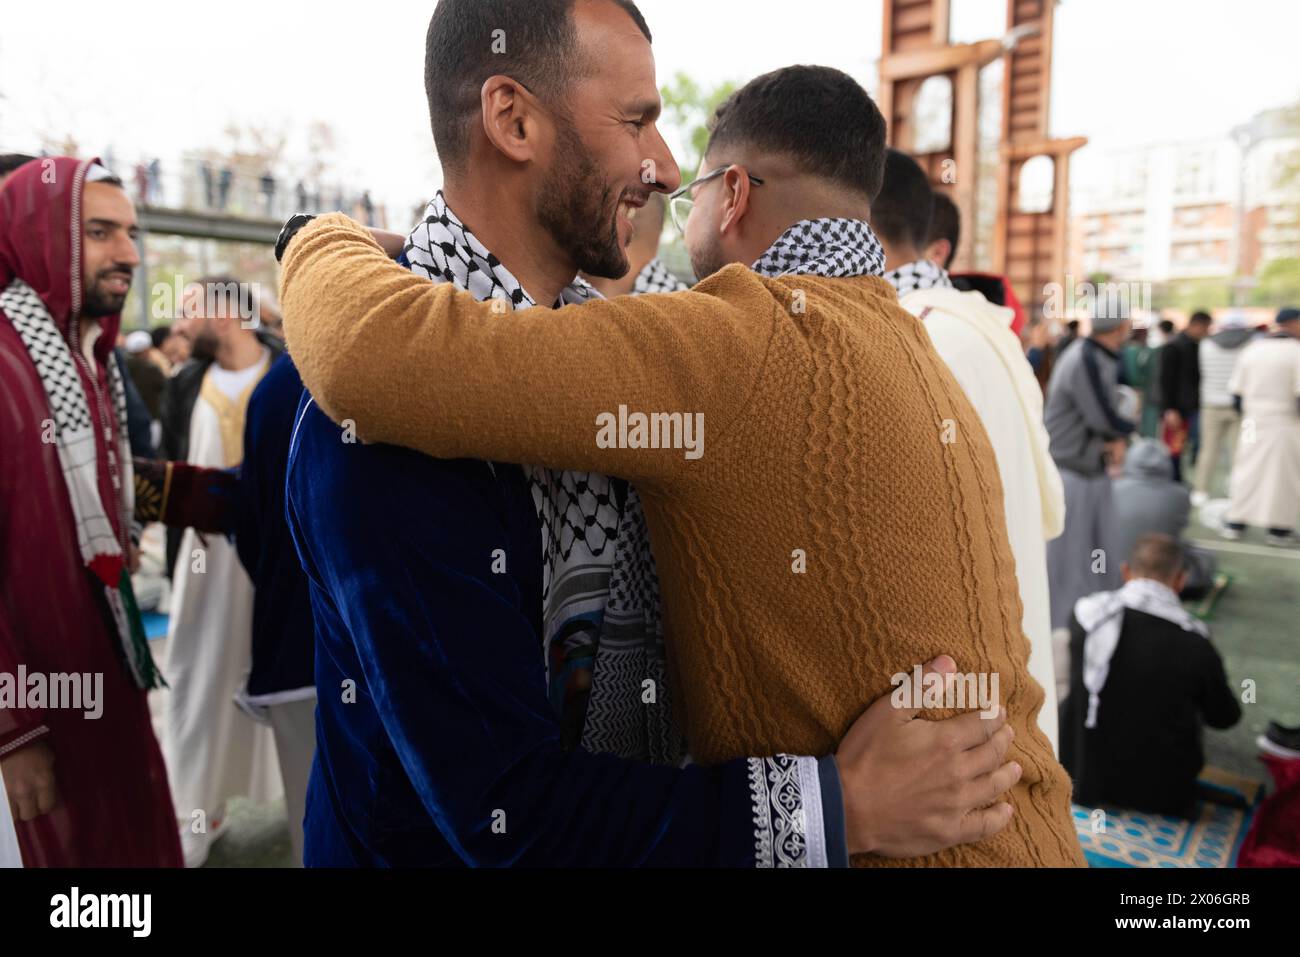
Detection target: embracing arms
<box><xmin>280</xmin><ymin>213</ymin><xmax>776</xmax><ymax>485</ymax></box>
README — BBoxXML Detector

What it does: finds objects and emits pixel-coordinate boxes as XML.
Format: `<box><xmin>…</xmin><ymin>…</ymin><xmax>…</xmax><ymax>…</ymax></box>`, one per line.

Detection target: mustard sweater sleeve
<box><xmin>280</xmin><ymin>213</ymin><xmax>777</xmax><ymax>486</ymax></box>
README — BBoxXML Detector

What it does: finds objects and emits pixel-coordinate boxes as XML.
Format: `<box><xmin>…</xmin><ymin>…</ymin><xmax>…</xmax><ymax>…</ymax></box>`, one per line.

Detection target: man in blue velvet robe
<box><xmin>234</xmin><ymin>352</ymin><xmax>318</xmax><ymax>865</ymax></box>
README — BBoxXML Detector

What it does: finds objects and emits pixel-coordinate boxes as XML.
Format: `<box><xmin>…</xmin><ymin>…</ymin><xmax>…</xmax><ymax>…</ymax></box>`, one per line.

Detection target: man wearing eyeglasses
<box><xmin>279</xmin><ymin>4</ymin><xmax>1039</xmax><ymax>867</ymax></box>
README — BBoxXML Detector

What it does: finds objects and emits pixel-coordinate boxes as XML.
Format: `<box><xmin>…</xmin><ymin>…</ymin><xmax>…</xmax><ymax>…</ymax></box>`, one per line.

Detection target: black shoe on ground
<box><xmin>1257</xmin><ymin>721</ymin><xmax>1300</xmax><ymax>760</ymax></box>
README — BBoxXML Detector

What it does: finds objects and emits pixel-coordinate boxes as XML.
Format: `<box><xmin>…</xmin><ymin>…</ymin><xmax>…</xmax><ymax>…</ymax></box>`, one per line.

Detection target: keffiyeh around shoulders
<box><xmin>633</xmin><ymin>257</ymin><xmax>689</xmax><ymax>294</ymax></box>
<box><xmin>884</xmin><ymin>259</ymin><xmax>954</xmax><ymax>296</ymax></box>
<box><xmin>403</xmin><ymin>192</ymin><xmax>597</xmax><ymax>309</ymax></box>
<box><xmin>401</xmin><ymin>192</ymin><xmax>679</xmax><ymax>761</ymax></box>
<box><xmin>1074</xmin><ymin>577</ymin><xmax>1208</xmax><ymax>729</ymax></box>
<box><xmin>752</xmin><ymin>218</ymin><xmax>885</xmax><ymax>279</ymax></box>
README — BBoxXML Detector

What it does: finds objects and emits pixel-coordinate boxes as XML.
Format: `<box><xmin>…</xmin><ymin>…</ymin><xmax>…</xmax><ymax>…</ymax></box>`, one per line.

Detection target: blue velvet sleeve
<box><xmin>114</xmin><ymin>348</ymin><xmax>156</xmax><ymax>459</ymax></box>
<box><xmin>236</xmin><ymin>355</ymin><xmax>317</xmax><ymax>696</ymax></box>
<box><xmin>235</xmin><ymin>354</ymin><xmax>296</xmax><ymax>576</ymax></box>
<box><xmin>286</xmin><ymin>396</ymin><xmax>762</xmax><ymax>867</ymax></box>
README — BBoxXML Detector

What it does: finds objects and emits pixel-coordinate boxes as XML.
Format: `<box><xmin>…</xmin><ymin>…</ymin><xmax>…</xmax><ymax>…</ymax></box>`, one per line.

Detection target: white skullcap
<box><xmin>125</xmin><ymin>330</ymin><xmax>152</xmax><ymax>354</ymax></box>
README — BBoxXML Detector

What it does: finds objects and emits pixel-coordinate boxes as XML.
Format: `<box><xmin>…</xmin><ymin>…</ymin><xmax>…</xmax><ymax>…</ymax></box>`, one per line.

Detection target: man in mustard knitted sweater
<box><xmin>281</xmin><ymin>65</ymin><xmax>1084</xmax><ymax>867</ymax></box>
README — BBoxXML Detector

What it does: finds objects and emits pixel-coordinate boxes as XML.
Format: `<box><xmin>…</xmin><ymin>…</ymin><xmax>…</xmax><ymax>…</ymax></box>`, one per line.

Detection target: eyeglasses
<box><xmin>668</xmin><ymin>166</ymin><xmax>764</xmax><ymax>234</ymax></box>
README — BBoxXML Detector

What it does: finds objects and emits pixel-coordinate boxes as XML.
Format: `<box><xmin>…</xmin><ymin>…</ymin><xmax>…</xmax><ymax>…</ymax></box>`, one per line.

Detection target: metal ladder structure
<box><xmin>878</xmin><ymin>0</ymin><xmax>1086</xmax><ymax>324</ymax></box>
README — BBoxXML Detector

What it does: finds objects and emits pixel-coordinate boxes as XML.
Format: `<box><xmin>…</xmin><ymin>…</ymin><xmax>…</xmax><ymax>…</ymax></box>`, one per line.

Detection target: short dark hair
<box><xmin>927</xmin><ymin>192</ymin><xmax>960</xmax><ymax>268</ymax></box>
<box><xmin>0</xmin><ymin>153</ymin><xmax>37</xmax><ymax>177</ymax></box>
<box><xmin>150</xmin><ymin>325</ymin><xmax>171</xmax><ymax>350</ymax></box>
<box><xmin>424</xmin><ymin>0</ymin><xmax>651</xmax><ymax>173</ymax></box>
<box><xmin>1189</xmin><ymin>311</ymin><xmax>1212</xmax><ymax>326</ymax></box>
<box><xmin>705</xmin><ymin>65</ymin><xmax>887</xmax><ymax>201</ymax></box>
<box><xmin>869</xmin><ymin>149</ymin><xmax>935</xmax><ymax>250</ymax></box>
<box><xmin>1128</xmin><ymin>533</ymin><xmax>1184</xmax><ymax>581</ymax></box>
<box><xmin>1159</xmin><ymin>319</ymin><xmax>1175</xmax><ymax>334</ymax></box>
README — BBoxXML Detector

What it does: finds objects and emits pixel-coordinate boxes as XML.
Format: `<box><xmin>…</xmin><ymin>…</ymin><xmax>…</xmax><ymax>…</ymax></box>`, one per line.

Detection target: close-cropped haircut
<box><xmin>871</xmin><ymin>148</ymin><xmax>935</xmax><ymax>251</ymax></box>
<box><xmin>1128</xmin><ymin>533</ymin><xmax>1185</xmax><ymax>581</ymax></box>
<box><xmin>704</xmin><ymin>65</ymin><xmax>887</xmax><ymax>201</ymax></box>
<box><xmin>424</xmin><ymin>0</ymin><xmax>652</xmax><ymax>173</ymax></box>
<box><xmin>927</xmin><ymin>191</ymin><xmax>960</xmax><ymax>268</ymax></box>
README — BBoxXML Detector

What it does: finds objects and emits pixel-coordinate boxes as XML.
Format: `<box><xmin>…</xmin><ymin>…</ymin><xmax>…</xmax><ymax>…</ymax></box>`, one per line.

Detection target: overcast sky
<box><xmin>2</xmin><ymin>0</ymin><xmax>1297</xmax><ymax>215</ymax></box>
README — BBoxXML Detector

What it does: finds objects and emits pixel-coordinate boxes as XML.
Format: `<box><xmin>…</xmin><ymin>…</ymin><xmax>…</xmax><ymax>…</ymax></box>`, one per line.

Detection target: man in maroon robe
<box><xmin>0</xmin><ymin>156</ymin><xmax>181</xmax><ymax>866</ymax></box>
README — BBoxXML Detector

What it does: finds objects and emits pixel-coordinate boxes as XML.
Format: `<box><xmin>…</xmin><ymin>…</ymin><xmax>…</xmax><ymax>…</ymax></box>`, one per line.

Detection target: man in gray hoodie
<box><xmin>1114</xmin><ymin>439</ymin><xmax>1191</xmax><ymax>561</ymax></box>
<box><xmin>1113</xmin><ymin>438</ymin><xmax>1215</xmax><ymax>597</ymax></box>
<box><xmin>1043</xmin><ymin>310</ymin><xmax>1136</xmax><ymax>629</ymax></box>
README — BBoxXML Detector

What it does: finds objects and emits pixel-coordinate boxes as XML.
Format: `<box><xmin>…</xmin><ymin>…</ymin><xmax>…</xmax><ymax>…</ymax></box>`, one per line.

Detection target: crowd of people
<box><xmin>1</xmin><ymin>0</ymin><xmax>1297</xmax><ymax>870</ymax></box>
<box><xmin>106</xmin><ymin>153</ymin><xmax>390</xmax><ymax>227</ymax></box>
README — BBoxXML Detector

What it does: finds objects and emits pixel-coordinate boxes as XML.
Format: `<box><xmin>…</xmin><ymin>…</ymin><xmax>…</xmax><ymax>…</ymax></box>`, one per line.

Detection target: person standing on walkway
<box><xmin>1193</xmin><ymin>312</ymin><xmax>1253</xmax><ymax>504</ymax></box>
<box><xmin>1223</xmin><ymin>307</ymin><xmax>1300</xmax><ymax>546</ymax></box>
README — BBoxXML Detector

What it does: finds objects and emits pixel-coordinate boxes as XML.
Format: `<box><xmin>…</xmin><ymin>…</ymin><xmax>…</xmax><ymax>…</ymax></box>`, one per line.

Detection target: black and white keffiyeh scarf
<box><xmin>883</xmin><ymin>258</ymin><xmax>953</xmax><ymax>296</ymax></box>
<box><xmin>632</xmin><ymin>257</ymin><xmax>688</xmax><ymax>294</ymax></box>
<box><xmin>752</xmin><ymin>217</ymin><xmax>886</xmax><ymax>279</ymax></box>
<box><xmin>403</xmin><ymin>193</ymin><xmax>683</xmax><ymax>762</ymax></box>
<box><xmin>0</xmin><ymin>278</ymin><xmax>159</xmax><ymax>689</ymax></box>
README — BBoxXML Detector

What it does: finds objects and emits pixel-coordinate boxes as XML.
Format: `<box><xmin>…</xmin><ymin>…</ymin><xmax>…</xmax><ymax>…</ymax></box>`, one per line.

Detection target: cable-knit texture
<box><xmin>281</xmin><ymin>214</ymin><xmax>1086</xmax><ymax>867</ymax></box>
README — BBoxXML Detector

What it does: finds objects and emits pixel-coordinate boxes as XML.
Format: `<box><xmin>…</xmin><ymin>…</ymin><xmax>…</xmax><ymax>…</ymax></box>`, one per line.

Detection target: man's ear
<box><xmin>718</xmin><ymin>165</ymin><xmax>755</xmax><ymax>236</ymax></box>
<box><xmin>479</xmin><ymin>75</ymin><xmax>544</xmax><ymax>164</ymax></box>
<box><xmin>924</xmin><ymin>238</ymin><xmax>951</xmax><ymax>268</ymax></box>
<box><xmin>1120</xmin><ymin>561</ymin><xmax>1132</xmax><ymax>583</ymax></box>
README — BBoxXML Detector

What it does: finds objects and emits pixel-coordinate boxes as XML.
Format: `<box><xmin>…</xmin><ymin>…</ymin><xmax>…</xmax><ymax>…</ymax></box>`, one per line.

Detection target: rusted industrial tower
<box><xmin>878</xmin><ymin>0</ymin><xmax>1085</xmax><ymax>324</ymax></box>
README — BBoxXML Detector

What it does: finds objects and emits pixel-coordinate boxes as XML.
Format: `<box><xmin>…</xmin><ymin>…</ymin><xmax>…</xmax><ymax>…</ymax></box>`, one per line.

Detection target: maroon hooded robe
<box><xmin>0</xmin><ymin>157</ymin><xmax>181</xmax><ymax>866</ymax></box>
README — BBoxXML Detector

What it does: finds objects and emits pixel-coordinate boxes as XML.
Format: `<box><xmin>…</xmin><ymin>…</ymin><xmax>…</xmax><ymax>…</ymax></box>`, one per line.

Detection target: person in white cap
<box><xmin>123</xmin><ymin>328</ymin><xmax>165</xmax><ymax>422</ymax></box>
<box><xmin>1042</xmin><ymin>303</ymin><xmax>1136</xmax><ymax>631</ymax></box>
<box><xmin>1193</xmin><ymin>312</ymin><xmax>1254</xmax><ymax>505</ymax></box>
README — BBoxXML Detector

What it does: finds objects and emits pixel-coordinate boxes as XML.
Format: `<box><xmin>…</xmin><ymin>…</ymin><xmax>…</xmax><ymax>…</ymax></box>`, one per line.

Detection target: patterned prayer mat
<box><xmin>1072</xmin><ymin>767</ymin><xmax>1263</xmax><ymax>868</ymax></box>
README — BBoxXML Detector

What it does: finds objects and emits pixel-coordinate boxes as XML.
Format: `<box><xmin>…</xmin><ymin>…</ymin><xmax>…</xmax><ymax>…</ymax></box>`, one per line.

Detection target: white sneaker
<box><xmin>1220</xmin><ymin>526</ymin><xmax>1242</xmax><ymax>541</ymax></box>
<box><xmin>1190</xmin><ymin>491</ymin><xmax>1208</xmax><ymax>508</ymax></box>
<box><xmin>180</xmin><ymin>827</ymin><xmax>212</xmax><ymax>868</ymax></box>
<box><xmin>179</xmin><ymin>816</ymin><xmax>225</xmax><ymax>869</ymax></box>
<box><xmin>1257</xmin><ymin>734</ymin><xmax>1300</xmax><ymax>761</ymax></box>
